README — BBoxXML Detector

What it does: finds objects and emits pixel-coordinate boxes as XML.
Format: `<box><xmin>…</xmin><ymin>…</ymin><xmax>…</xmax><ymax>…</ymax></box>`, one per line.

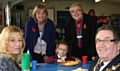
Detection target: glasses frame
<box><xmin>70</xmin><ymin>9</ymin><xmax>82</xmax><ymax>13</ymax></box>
<box><xmin>58</xmin><ymin>48</ymin><xmax>68</xmax><ymax>51</ymax></box>
<box><xmin>95</xmin><ymin>39</ymin><xmax>116</xmax><ymax>45</ymax></box>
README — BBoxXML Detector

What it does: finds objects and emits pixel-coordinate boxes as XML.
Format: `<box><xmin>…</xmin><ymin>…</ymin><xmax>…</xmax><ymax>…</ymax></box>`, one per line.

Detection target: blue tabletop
<box><xmin>31</xmin><ymin>61</ymin><xmax>91</xmax><ymax>71</ymax></box>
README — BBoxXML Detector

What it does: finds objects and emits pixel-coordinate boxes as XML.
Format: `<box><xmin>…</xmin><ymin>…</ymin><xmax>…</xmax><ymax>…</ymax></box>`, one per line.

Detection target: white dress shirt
<box><xmin>57</xmin><ymin>54</ymin><xmax>67</xmax><ymax>60</ymax></box>
<box><xmin>99</xmin><ymin>61</ymin><xmax>110</xmax><ymax>71</ymax></box>
<box><xmin>34</xmin><ymin>36</ymin><xmax>47</xmax><ymax>55</ymax></box>
<box><xmin>99</xmin><ymin>52</ymin><xmax>119</xmax><ymax>71</ymax></box>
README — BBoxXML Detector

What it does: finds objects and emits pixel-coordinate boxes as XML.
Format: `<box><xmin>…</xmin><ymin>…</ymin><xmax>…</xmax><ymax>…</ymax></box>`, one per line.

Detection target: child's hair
<box><xmin>57</xmin><ymin>40</ymin><xmax>69</xmax><ymax>49</ymax></box>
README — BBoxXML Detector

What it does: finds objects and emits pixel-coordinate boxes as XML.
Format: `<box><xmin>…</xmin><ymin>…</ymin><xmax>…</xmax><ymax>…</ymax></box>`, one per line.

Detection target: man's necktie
<box><xmin>96</xmin><ymin>62</ymin><xmax>104</xmax><ymax>71</ymax></box>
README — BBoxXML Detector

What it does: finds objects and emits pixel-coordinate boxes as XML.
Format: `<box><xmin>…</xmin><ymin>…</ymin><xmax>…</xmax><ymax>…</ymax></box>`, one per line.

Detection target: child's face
<box><xmin>57</xmin><ymin>44</ymin><xmax>68</xmax><ymax>57</ymax></box>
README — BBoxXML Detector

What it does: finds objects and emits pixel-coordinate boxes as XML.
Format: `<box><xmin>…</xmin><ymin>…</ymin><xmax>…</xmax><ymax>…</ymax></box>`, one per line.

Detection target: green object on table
<box><xmin>21</xmin><ymin>50</ymin><xmax>30</xmax><ymax>71</ymax></box>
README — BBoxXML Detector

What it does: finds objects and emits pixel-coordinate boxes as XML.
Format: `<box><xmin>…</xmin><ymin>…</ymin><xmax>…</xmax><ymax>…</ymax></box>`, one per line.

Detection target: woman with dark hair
<box><xmin>88</xmin><ymin>9</ymin><xmax>95</xmax><ymax>17</ymax></box>
<box><xmin>88</xmin><ymin>9</ymin><xmax>102</xmax><ymax>28</ymax></box>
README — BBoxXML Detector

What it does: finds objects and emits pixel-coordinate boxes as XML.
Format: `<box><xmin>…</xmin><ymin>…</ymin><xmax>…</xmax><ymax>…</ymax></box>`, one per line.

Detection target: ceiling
<box><xmin>9</xmin><ymin>0</ymin><xmax>120</xmax><ymax>3</ymax></box>
<box><xmin>8</xmin><ymin>0</ymin><xmax>120</xmax><ymax>7</ymax></box>
<box><xmin>106</xmin><ymin>0</ymin><xmax>120</xmax><ymax>4</ymax></box>
<box><xmin>46</xmin><ymin>0</ymin><xmax>120</xmax><ymax>4</ymax></box>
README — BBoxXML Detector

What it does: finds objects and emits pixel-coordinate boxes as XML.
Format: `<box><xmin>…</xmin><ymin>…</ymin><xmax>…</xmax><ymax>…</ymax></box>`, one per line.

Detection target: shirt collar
<box><xmin>100</xmin><ymin>52</ymin><xmax>120</xmax><ymax>71</ymax></box>
<box><xmin>57</xmin><ymin>54</ymin><xmax>67</xmax><ymax>60</ymax></box>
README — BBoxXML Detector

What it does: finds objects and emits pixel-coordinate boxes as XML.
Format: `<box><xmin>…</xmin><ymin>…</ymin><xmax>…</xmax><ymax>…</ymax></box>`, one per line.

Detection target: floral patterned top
<box><xmin>0</xmin><ymin>55</ymin><xmax>21</xmax><ymax>71</ymax></box>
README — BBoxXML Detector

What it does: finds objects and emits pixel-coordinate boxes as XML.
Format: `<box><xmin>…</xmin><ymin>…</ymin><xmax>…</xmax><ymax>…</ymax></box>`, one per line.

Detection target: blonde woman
<box><xmin>0</xmin><ymin>26</ymin><xmax>25</xmax><ymax>71</ymax></box>
<box><xmin>24</xmin><ymin>3</ymin><xmax>56</xmax><ymax>63</ymax></box>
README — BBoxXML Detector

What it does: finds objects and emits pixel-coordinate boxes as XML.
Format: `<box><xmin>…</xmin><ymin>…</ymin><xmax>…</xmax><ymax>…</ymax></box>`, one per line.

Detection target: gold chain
<box><xmin>105</xmin><ymin>63</ymin><xmax>120</xmax><ymax>71</ymax></box>
<box><xmin>93</xmin><ymin>59</ymin><xmax>101</xmax><ymax>71</ymax></box>
<box><xmin>93</xmin><ymin>58</ymin><xmax>120</xmax><ymax>71</ymax></box>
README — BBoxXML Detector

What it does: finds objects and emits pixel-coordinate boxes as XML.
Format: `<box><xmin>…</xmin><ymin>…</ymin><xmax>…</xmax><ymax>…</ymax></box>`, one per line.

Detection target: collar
<box><xmin>100</xmin><ymin>52</ymin><xmax>120</xmax><ymax>71</ymax></box>
<box><xmin>57</xmin><ymin>54</ymin><xmax>67</xmax><ymax>60</ymax></box>
<box><xmin>75</xmin><ymin>20</ymin><xmax>83</xmax><ymax>23</ymax></box>
<box><xmin>99</xmin><ymin>61</ymin><xmax>110</xmax><ymax>71</ymax></box>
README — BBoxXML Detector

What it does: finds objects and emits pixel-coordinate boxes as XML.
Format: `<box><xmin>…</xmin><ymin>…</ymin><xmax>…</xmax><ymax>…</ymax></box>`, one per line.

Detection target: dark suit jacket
<box><xmin>24</xmin><ymin>18</ymin><xmax>56</xmax><ymax>57</ymax></box>
<box><xmin>89</xmin><ymin>53</ymin><xmax>120</xmax><ymax>71</ymax></box>
<box><xmin>65</xmin><ymin>13</ymin><xmax>97</xmax><ymax>60</ymax></box>
<box><xmin>44</xmin><ymin>54</ymin><xmax>75</xmax><ymax>64</ymax></box>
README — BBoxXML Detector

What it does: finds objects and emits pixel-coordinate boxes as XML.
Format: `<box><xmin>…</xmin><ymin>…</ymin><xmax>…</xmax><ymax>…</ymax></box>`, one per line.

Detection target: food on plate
<box><xmin>59</xmin><ymin>60</ymin><xmax>79</xmax><ymax>66</ymax></box>
<box><xmin>75</xmin><ymin>68</ymin><xmax>83</xmax><ymax>71</ymax></box>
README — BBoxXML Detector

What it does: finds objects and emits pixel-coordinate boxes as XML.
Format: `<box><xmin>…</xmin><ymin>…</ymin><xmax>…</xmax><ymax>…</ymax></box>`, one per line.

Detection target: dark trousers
<box><xmin>33</xmin><ymin>53</ymin><xmax>44</xmax><ymax>63</ymax></box>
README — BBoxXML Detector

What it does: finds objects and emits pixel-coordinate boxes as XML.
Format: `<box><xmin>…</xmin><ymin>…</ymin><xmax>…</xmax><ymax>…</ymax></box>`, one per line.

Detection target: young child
<box><xmin>44</xmin><ymin>40</ymin><xmax>80</xmax><ymax>63</ymax></box>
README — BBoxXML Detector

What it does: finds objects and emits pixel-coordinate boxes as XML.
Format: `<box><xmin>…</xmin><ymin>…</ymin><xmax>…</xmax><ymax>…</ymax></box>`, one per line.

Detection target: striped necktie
<box><xmin>96</xmin><ymin>62</ymin><xmax>104</xmax><ymax>71</ymax></box>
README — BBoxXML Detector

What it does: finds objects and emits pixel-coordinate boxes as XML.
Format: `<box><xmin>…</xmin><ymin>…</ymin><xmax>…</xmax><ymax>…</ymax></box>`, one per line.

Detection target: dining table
<box><xmin>30</xmin><ymin>61</ymin><xmax>92</xmax><ymax>71</ymax></box>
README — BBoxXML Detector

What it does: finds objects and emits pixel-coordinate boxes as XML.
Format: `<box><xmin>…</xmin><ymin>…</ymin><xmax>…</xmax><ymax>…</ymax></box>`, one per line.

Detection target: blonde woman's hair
<box><xmin>32</xmin><ymin>3</ymin><xmax>48</xmax><ymax>22</ymax></box>
<box><xmin>0</xmin><ymin>26</ymin><xmax>25</xmax><ymax>63</ymax></box>
<box><xmin>69</xmin><ymin>3</ymin><xmax>83</xmax><ymax>12</ymax></box>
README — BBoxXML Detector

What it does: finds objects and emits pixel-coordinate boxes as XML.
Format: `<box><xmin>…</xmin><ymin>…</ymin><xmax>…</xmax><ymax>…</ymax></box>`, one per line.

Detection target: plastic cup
<box><xmin>82</xmin><ymin>56</ymin><xmax>88</xmax><ymax>64</ymax></box>
<box><xmin>32</xmin><ymin>60</ymin><xmax>37</xmax><ymax>70</ymax></box>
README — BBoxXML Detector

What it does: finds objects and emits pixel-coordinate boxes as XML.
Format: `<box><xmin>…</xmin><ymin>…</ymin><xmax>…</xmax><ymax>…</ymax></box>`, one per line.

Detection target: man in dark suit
<box><xmin>89</xmin><ymin>25</ymin><xmax>120</xmax><ymax>71</ymax></box>
<box><xmin>65</xmin><ymin>3</ymin><xmax>97</xmax><ymax>61</ymax></box>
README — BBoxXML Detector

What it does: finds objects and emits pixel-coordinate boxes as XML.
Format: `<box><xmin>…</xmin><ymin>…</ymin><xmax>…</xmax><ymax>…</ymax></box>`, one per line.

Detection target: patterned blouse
<box><xmin>0</xmin><ymin>55</ymin><xmax>21</xmax><ymax>71</ymax></box>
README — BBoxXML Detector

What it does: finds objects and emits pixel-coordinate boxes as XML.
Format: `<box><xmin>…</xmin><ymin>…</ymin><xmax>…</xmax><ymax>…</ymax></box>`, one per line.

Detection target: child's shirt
<box><xmin>44</xmin><ymin>53</ymin><xmax>75</xmax><ymax>64</ymax></box>
<box><xmin>57</xmin><ymin>54</ymin><xmax>67</xmax><ymax>60</ymax></box>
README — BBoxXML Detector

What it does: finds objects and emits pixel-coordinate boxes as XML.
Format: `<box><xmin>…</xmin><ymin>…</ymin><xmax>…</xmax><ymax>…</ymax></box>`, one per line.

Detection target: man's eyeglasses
<box><xmin>70</xmin><ymin>9</ymin><xmax>82</xmax><ymax>13</ymax></box>
<box><xmin>95</xmin><ymin>39</ymin><xmax>116</xmax><ymax>45</ymax></box>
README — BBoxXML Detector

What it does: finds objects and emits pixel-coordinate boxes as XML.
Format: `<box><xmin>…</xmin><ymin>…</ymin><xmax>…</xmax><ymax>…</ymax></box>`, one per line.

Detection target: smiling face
<box><xmin>57</xmin><ymin>44</ymin><xmax>68</xmax><ymax>57</ymax></box>
<box><xmin>96</xmin><ymin>30</ymin><xmax>120</xmax><ymax>61</ymax></box>
<box><xmin>69</xmin><ymin>5</ymin><xmax>83</xmax><ymax>21</ymax></box>
<box><xmin>7</xmin><ymin>32</ymin><xmax>23</xmax><ymax>56</ymax></box>
<box><xmin>35</xmin><ymin>9</ymin><xmax>47</xmax><ymax>23</ymax></box>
